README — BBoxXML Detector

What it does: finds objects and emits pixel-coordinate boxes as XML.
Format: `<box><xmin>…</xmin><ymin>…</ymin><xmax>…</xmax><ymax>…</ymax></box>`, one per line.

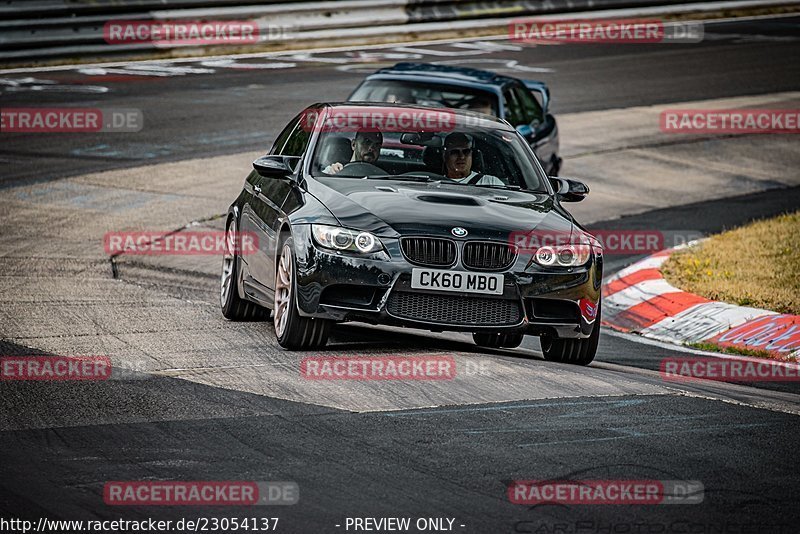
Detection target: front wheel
<box><xmin>541</xmin><ymin>304</ymin><xmax>601</xmax><ymax>366</ymax></box>
<box><xmin>274</xmin><ymin>238</ymin><xmax>332</xmax><ymax>350</ymax></box>
<box><xmin>472</xmin><ymin>332</ymin><xmax>525</xmax><ymax>349</ymax></box>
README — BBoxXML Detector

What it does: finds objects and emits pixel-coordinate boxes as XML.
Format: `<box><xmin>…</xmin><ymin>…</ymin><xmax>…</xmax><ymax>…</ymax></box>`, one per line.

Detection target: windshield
<box><xmin>308</xmin><ymin>107</ymin><xmax>547</xmax><ymax>192</ymax></box>
<box><xmin>350</xmin><ymin>79</ymin><xmax>499</xmax><ymax>116</ymax></box>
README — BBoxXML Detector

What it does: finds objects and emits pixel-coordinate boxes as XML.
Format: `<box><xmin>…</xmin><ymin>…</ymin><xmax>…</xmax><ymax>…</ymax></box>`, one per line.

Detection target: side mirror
<box><xmin>549</xmin><ymin>176</ymin><xmax>589</xmax><ymax>202</ymax></box>
<box><xmin>253</xmin><ymin>155</ymin><xmax>297</xmax><ymax>179</ymax></box>
<box><xmin>516</xmin><ymin>124</ymin><xmax>533</xmax><ymax>138</ymax></box>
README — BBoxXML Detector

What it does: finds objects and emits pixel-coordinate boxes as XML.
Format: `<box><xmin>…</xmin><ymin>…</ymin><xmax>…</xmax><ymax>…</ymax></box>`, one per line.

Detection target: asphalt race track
<box><xmin>1</xmin><ymin>14</ymin><xmax>800</xmax><ymax>534</ymax></box>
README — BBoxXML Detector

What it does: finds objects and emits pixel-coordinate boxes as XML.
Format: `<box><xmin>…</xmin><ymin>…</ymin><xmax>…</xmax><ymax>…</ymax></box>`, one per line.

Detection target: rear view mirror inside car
<box><xmin>400</xmin><ymin>132</ymin><xmax>442</xmax><ymax>146</ymax></box>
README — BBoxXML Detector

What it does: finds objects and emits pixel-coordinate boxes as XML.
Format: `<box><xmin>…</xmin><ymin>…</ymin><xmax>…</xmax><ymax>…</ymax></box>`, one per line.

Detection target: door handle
<box><xmin>253</xmin><ymin>185</ymin><xmax>262</xmax><ymax>194</ymax></box>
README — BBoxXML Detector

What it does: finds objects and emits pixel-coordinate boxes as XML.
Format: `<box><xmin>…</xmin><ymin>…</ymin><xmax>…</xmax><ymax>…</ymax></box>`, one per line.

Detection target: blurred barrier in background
<box><xmin>0</xmin><ymin>0</ymin><xmax>792</xmax><ymax>64</ymax></box>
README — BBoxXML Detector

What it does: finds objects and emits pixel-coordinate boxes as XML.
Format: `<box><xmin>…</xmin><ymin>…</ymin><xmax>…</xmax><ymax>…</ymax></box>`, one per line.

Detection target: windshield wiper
<box><xmin>363</xmin><ymin>174</ymin><xmax>433</xmax><ymax>182</ymax></box>
<box><xmin>474</xmin><ymin>184</ymin><xmax>522</xmax><ymax>191</ymax></box>
<box><xmin>431</xmin><ymin>180</ymin><xmax>524</xmax><ymax>191</ymax></box>
<box><xmin>434</xmin><ymin>181</ymin><xmax>548</xmax><ymax>194</ymax></box>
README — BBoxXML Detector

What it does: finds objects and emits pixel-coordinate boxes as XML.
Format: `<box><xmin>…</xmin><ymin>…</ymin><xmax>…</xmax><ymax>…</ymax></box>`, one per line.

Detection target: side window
<box><xmin>270</xmin><ymin>117</ymin><xmax>299</xmax><ymax>155</ymax></box>
<box><xmin>503</xmin><ymin>88</ymin><xmax>524</xmax><ymax>126</ymax></box>
<box><xmin>280</xmin><ymin>123</ymin><xmax>311</xmax><ymax>158</ymax></box>
<box><xmin>513</xmin><ymin>84</ymin><xmax>544</xmax><ymax>124</ymax></box>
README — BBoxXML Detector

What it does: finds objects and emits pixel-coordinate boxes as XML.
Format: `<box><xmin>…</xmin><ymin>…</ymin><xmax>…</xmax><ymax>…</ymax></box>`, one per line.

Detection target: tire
<box><xmin>273</xmin><ymin>238</ymin><xmax>332</xmax><ymax>350</ymax></box>
<box><xmin>472</xmin><ymin>332</ymin><xmax>525</xmax><ymax>349</ymax></box>
<box><xmin>541</xmin><ymin>303</ymin><xmax>601</xmax><ymax>366</ymax></box>
<box><xmin>220</xmin><ymin>217</ymin><xmax>270</xmax><ymax>321</ymax></box>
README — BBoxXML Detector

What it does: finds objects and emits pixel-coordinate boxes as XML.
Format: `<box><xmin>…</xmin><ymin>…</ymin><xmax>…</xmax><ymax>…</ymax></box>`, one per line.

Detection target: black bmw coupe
<box><xmin>220</xmin><ymin>103</ymin><xmax>602</xmax><ymax>364</ymax></box>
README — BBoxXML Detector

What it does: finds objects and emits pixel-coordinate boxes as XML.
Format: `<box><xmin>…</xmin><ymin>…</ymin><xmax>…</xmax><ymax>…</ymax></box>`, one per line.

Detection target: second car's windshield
<box><xmin>308</xmin><ymin>106</ymin><xmax>547</xmax><ymax>192</ymax></box>
<box><xmin>349</xmin><ymin>80</ymin><xmax>499</xmax><ymax>115</ymax></box>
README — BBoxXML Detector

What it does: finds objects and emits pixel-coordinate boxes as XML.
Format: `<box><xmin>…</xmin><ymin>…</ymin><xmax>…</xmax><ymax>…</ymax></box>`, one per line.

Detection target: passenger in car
<box><xmin>443</xmin><ymin>132</ymin><xmax>504</xmax><ymax>186</ymax></box>
<box><xmin>467</xmin><ymin>94</ymin><xmax>495</xmax><ymax>115</ymax></box>
<box><xmin>323</xmin><ymin>130</ymin><xmax>384</xmax><ymax>175</ymax></box>
<box><xmin>386</xmin><ymin>86</ymin><xmax>414</xmax><ymax>104</ymax></box>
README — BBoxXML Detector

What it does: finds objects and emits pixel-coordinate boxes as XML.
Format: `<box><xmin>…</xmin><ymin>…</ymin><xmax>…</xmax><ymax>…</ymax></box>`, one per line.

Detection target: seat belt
<box><xmin>466</xmin><ymin>173</ymin><xmax>485</xmax><ymax>185</ymax></box>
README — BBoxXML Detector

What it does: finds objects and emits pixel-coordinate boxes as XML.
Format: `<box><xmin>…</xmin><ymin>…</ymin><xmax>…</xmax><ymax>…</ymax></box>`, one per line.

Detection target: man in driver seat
<box><xmin>443</xmin><ymin>132</ymin><xmax>504</xmax><ymax>186</ymax></box>
<box><xmin>323</xmin><ymin>130</ymin><xmax>383</xmax><ymax>175</ymax></box>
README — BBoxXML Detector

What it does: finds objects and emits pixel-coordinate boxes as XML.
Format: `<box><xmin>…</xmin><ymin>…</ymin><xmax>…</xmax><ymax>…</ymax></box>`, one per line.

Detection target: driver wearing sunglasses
<box><xmin>443</xmin><ymin>132</ymin><xmax>504</xmax><ymax>186</ymax></box>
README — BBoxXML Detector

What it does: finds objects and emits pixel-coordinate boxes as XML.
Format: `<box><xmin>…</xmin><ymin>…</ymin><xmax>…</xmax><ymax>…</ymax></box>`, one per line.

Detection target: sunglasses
<box><xmin>446</xmin><ymin>148</ymin><xmax>472</xmax><ymax>157</ymax></box>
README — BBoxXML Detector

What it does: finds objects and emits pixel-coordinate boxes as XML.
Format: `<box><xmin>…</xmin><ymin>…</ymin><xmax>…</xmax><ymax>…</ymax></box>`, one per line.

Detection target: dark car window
<box><xmin>502</xmin><ymin>88</ymin><xmax>525</xmax><ymax>126</ymax></box>
<box><xmin>350</xmin><ymin>80</ymin><xmax>498</xmax><ymax>116</ymax></box>
<box><xmin>269</xmin><ymin>114</ymin><xmax>311</xmax><ymax>172</ymax></box>
<box><xmin>280</xmin><ymin>122</ymin><xmax>311</xmax><ymax>158</ymax></box>
<box><xmin>270</xmin><ymin>117</ymin><xmax>299</xmax><ymax>155</ymax></box>
<box><xmin>513</xmin><ymin>84</ymin><xmax>544</xmax><ymax>125</ymax></box>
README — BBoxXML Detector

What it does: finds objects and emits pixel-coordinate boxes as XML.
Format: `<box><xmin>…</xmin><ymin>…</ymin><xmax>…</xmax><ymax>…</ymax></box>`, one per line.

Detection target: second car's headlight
<box><xmin>311</xmin><ymin>224</ymin><xmax>384</xmax><ymax>254</ymax></box>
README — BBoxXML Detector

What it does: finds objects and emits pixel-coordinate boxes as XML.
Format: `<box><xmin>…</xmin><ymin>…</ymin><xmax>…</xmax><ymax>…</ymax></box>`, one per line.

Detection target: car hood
<box><xmin>305</xmin><ymin>177</ymin><xmax>576</xmax><ymax>241</ymax></box>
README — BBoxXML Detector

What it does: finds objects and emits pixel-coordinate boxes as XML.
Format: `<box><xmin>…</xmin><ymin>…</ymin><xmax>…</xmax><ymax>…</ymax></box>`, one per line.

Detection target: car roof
<box><xmin>368</xmin><ymin>62</ymin><xmax>516</xmax><ymax>88</ymax></box>
<box><xmin>318</xmin><ymin>102</ymin><xmax>514</xmax><ymax>130</ymax></box>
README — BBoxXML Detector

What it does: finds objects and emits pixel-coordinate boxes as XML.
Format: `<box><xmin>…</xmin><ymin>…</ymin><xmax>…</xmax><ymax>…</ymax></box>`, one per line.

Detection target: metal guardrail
<box><xmin>0</xmin><ymin>0</ymin><xmax>764</xmax><ymax>64</ymax></box>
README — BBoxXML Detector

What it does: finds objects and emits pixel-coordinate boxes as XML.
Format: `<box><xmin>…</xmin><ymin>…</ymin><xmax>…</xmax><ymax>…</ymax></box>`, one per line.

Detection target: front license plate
<box><xmin>410</xmin><ymin>268</ymin><xmax>503</xmax><ymax>295</ymax></box>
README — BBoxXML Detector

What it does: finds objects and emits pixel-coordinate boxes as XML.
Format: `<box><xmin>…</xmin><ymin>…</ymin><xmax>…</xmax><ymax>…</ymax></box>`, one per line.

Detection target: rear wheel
<box><xmin>220</xmin><ymin>217</ymin><xmax>270</xmax><ymax>321</ymax></box>
<box><xmin>472</xmin><ymin>332</ymin><xmax>525</xmax><ymax>349</ymax></box>
<box><xmin>541</xmin><ymin>304</ymin><xmax>601</xmax><ymax>366</ymax></box>
<box><xmin>274</xmin><ymin>238</ymin><xmax>332</xmax><ymax>350</ymax></box>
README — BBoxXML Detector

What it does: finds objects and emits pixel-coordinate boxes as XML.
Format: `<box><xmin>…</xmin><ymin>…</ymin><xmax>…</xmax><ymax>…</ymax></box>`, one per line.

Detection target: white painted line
<box><xmin>425</xmin><ymin>58</ymin><xmax>554</xmax><ymax>73</ymax></box>
<box><xmin>392</xmin><ymin>46</ymin><xmax>489</xmax><ymax>57</ymax></box>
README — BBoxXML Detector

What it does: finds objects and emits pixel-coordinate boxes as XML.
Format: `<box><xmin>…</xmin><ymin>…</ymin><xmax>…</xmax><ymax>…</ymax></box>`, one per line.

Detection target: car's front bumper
<box><xmin>291</xmin><ymin>225</ymin><xmax>602</xmax><ymax>339</ymax></box>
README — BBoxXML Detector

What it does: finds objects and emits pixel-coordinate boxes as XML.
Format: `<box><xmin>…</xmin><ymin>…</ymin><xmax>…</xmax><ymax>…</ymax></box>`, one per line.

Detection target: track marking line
<box><xmin>2</xmin><ymin>11</ymin><xmax>797</xmax><ymax>74</ymax></box>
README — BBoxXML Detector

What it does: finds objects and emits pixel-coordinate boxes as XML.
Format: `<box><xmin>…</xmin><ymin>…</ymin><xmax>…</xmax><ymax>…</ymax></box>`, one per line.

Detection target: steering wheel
<box><xmin>336</xmin><ymin>161</ymin><xmax>387</xmax><ymax>177</ymax></box>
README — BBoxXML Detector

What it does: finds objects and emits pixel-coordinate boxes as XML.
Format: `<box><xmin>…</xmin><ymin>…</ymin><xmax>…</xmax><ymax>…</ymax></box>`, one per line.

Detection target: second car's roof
<box><xmin>369</xmin><ymin>62</ymin><xmax>516</xmax><ymax>87</ymax></box>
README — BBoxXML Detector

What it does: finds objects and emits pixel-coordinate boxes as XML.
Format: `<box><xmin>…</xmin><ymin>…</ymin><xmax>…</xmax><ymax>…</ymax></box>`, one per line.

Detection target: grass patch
<box><xmin>661</xmin><ymin>211</ymin><xmax>800</xmax><ymax>315</ymax></box>
<box><xmin>688</xmin><ymin>341</ymin><xmax>774</xmax><ymax>360</ymax></box>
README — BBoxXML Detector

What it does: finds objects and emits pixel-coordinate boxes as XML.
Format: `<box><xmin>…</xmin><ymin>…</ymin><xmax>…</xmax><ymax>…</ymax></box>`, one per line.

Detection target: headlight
<box><xmin>311</xmin><ymin>224</ymin><xmax>384</xmax><ymax>254</ymax></box>
<box><xmin>534</xmin><ymin>244</ymin><xmax>592</xmax><ymax>267</ymax></box>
